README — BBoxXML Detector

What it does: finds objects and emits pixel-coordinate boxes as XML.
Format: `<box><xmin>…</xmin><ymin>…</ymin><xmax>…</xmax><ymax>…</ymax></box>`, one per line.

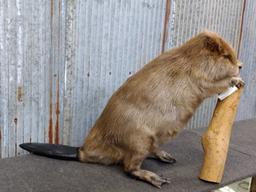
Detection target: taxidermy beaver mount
<box><xmin>20</xmin><ymin>31</ymin><xmax>244</xmax><ymax>188</ymax></box>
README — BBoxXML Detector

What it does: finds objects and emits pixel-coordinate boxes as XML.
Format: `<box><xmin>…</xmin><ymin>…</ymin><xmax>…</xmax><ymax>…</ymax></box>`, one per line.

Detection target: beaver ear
<box><xmin>204</xmin><ymin>36</ymin><xmax>223</xmax><ymax>54</ymax></box>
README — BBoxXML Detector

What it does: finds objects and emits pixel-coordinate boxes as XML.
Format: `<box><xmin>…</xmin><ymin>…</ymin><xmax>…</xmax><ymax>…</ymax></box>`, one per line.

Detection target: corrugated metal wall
<box><xmin>0</xmin><ymin>0</ymin><xmax>255</xmax><ymax>158</ymax></box>
<box><xmin>236</xmin><ymin>0</ymin><xmax>256</xmax><ymax>120</ymax></box>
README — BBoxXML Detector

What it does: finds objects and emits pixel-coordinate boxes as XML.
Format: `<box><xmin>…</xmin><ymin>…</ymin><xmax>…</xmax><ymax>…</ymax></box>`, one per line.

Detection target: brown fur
<box><xmin>79</xmin><ymin>31</ymin><xmax>244</xmax><ymax>188</ymax></box>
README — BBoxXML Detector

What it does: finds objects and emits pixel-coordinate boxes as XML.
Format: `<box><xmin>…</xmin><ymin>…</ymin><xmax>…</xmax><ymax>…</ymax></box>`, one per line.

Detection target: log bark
<box><xmin>199</xmin><ymin>87</ymin><xmax>244</xmax><ymax>183</ymax></box>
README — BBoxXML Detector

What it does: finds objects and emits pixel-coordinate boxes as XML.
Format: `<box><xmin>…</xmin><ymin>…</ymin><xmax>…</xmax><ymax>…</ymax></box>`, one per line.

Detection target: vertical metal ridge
<box><xmin>16</xmin><ymin>0</ymin><xmax>24</xmax><ymax>156</ymax></box>
<box><xmin>237</xmin><ymin>0</ymin><xmax>247</xmax><ymax>56</ymax></box>
<box><xmin>78</xmin><ymin>0</ymin><xmax>87</xmax><ymax>141</ymax></box>
<box><xmin>8</xmin><ymin>0</ymin><xmax>19</xmax><ymax>157</ymax></box>
<box><xmin>0</xmin><ymin>0</ymin><xmax>8</xmax><ymax>157</ymax></box>
<box><xmin>4</xmin><ymin>0</ymin><xmax>9</xmax><ymax>157</ymax></box>
<box><xmin>161</xmin><ymin>0</ymin><xmax>171</xmax><ymax>53</ymax></box>
<box><xmin>63</xmin><ymin>0</ymin><xmax>76</xmax><ymax>145</ymax></box>
<box><xmin>58</xmin><ymin>0</ymin><xmax>66</xmax><ymax>145</ymax></box>
<box><xmin>31</xmin><ymin>1</ymin><xmax>41</xmax><ymax>144</ymax></box>
<box><xmin>73</xmin><ymin>0</ymin><xmax>81</xmax><ymax>145</ymax></box>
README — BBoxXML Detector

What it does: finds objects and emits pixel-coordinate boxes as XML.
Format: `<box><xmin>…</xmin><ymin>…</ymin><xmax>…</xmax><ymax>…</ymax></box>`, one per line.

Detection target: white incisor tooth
<box><xmin>218</xmin><ymin>86</ymin><xmax>238</xmax><ymax>100</ymax></box>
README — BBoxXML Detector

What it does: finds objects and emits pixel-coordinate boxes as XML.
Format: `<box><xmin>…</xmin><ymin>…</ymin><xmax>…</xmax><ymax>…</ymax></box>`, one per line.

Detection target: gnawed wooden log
<box><xmin>199</xmin><ymin>87</ymin><xmax>244</xmax><ymax>183</ymax></box>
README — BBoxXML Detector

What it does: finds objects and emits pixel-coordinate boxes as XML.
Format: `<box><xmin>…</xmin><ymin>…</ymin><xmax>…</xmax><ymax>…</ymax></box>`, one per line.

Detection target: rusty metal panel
<box><xmin>0</xmin><ymin>0</ymin><xmax>62</xmax><ymax>158</ymax></box>
<box><xmin>66</xmin><ymin>0</ymin><xmax>166</xmax><ymax>145</ymax></box>
<box><xmin>236</xmin><ymin>0</ymin><xmax>256</xmax><ymax>120</ymax></box>
<box><xmin>0</xmin><ymin>0</ymin><xmax>166</xmax><ymax>157</ymax></box>
<box><xmin>164</xmin><ymin>0</ymin><xmax>245</xmax><ymax>129</ymax></box>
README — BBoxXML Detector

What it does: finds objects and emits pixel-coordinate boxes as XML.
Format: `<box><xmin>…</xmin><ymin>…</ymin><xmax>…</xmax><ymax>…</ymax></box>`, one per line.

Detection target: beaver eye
<box><xmin>223</xmin><ymin>55</ymin><xmax>230</xmax><ymax>60</ymax></box>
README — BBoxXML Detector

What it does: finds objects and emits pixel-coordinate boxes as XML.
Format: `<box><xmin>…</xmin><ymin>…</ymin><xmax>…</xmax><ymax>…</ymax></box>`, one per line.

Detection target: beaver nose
<box><xmin>239</xmin><ymin>66</ymin><xmax>242</xmax><ymax>69</ymax></box>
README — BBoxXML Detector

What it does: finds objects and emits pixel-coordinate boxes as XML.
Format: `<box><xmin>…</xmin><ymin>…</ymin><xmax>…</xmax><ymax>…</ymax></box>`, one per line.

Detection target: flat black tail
<box><xmin>19</xmin><ymin>143</ymin><xmax>80</xmax><ymax>161</ymax></box>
